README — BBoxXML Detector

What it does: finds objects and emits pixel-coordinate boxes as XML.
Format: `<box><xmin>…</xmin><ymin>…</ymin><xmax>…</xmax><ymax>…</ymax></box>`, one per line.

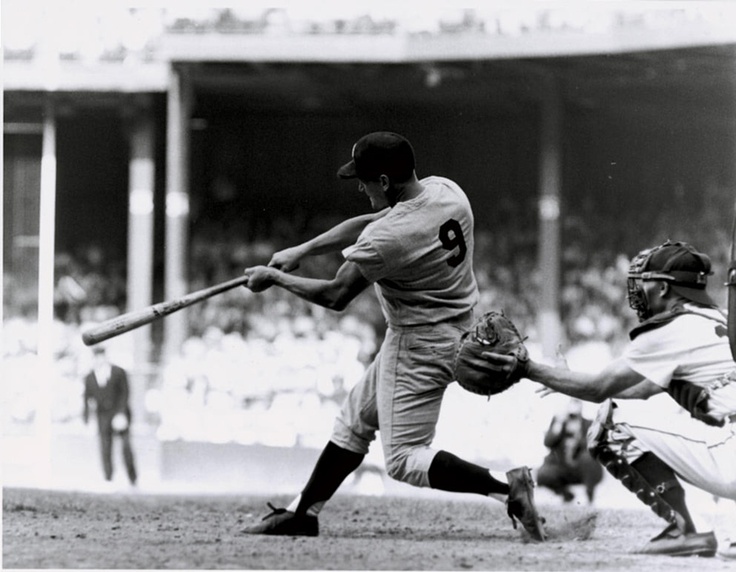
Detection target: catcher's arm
<box><xmin>483</xmin><ymin>353</ymin><xmax>660</xmax><ymax>403</ymax></box>
<box><xmin>269</xmin><ymin>209</ymin><xmax>389</xmax><ymax>271</ymax></box>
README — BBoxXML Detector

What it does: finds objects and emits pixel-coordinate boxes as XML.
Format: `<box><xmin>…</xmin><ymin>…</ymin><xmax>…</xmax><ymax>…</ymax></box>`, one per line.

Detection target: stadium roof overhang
<box><xmin>4</xmin><ymin>14</ymin><xmax>736</xmax><ymax>125</ymax></box>
<box><xmin>180</xmin><ymin>43</ymin><xmax>736</xmax><ymax>124</ymax></box>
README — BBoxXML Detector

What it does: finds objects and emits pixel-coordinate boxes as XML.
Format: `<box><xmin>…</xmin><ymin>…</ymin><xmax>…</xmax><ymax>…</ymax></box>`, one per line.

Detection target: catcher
<box><xmin>241</xmin><ymin>131</ymin><xmax>546</xmax><ymax>541</ymax></box>
<box><xmin>482</xmin><ymin>240</ymin><xmax>736</xmax><ymax>559</ymax></box>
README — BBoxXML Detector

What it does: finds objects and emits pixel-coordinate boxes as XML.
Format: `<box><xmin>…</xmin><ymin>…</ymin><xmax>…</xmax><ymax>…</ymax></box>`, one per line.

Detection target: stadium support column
<box><xmin>126</xmin><ymin>99</ymin><xmax>155</xmax><ymax>426</ymax></box>
<box><xmin>537</xmin><ymin>76</ymin><xmax>563</xmax><ymax>360</ymax></box>
<box><xmin>164</xmin><ymin>66</ymin><xmax>192</xmax><ymax>361</ymax></box>
<box><xmin>36</xmin><ymin>96</ymin><xmax>56</xmax><ymax>485</ymax></box>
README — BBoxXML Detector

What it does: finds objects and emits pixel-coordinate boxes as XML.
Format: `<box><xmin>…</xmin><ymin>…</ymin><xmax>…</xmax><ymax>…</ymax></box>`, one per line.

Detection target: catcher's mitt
<box><xmin>453</xmin><ymin>310</ymin><xmax>529</xmax><ymax>397</ymax></box>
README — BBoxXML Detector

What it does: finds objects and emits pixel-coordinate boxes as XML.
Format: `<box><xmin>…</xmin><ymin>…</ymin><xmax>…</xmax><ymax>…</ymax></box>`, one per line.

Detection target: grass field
<box><xmin>3</xmin><ymin>487</ymin><xmax>734</xmax><ymax>570</ymax></box>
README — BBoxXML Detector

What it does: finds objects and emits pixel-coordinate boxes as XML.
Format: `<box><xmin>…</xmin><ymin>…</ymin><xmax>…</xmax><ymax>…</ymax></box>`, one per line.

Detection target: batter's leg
<box><xmin>376</xmin><ymin>325</ymin><xmax>546</xmax><ymax>540</ymax></box>
<box><xmin>292</xmin><ymin>441</ymin><xmax>364</xmax><ymax>516</ymax></box>
<box><xmin>242</xmin><ymin>357</ymin><xmax>380</xmax><ymax>537</ymax></box>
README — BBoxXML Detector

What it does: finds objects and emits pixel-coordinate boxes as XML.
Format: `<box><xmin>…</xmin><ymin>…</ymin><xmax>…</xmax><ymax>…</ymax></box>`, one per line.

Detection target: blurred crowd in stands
<box><xmin>3</xmin><ymin>193</ymin><xmax>732</xmax><ymax>447</ymax></box>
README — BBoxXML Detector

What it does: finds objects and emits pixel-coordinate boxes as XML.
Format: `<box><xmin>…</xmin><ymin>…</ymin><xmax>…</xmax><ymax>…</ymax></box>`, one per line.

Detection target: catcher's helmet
<box><xmin>627</xmin><ymin>240</ymin><xmax>716</xmax><ymax>321</ymax></box>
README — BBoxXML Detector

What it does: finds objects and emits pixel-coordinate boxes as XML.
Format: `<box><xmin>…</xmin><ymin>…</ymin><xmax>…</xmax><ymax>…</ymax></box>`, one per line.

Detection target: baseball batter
<box><xmin>485</xmin><ymin>240</ymin><xmax>736</xmax><ymax>558</ymax></box>
<box><xmin>241</xmin><ymin>131</ymin><xmax>546</xmax><ymax>540</ymax></box>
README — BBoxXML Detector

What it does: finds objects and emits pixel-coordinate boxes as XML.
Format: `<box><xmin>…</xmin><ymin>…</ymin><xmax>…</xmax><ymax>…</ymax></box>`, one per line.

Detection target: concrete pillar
<box><xmin>164</xmin><ymin>66</ymin><xmax>191</xmax><ymax>361</ymax></box>
<box><xmin>38</xmin><ymin>98</ymin><xmax>57</xmax><ymax>360</ymax></box>
<box><xmin>537</xmin><ymin>76</ymin><xmax>564</xmax><ymax>360</ymax></box>
<box><xmin>127</xmin><ymin>108</ymin><xmax>156</xmax><ymax>362</ymax></box>
<box><xmin>126</xmin><ymin>104</ymin><xmax>156</xmax><ymax>429</ymax></box>
<box><xmin>36</xmin><ymin>96</ymin><xmax>57</xmax><ymax>484</ymax></box>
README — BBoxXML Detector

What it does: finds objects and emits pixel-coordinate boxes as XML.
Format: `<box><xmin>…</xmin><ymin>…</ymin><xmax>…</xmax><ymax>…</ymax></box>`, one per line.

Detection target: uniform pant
<box><xmin>331</xmin><ymin>314</ymin><xmax>472</xmax><ymax>488</ymax></box>
<box><xmin>98</xmin><ymin>420</ymin><xmax>137</xmax><ymax>484</ymax></box>
<box><xmin>603</xmin><ymin>395</ymin><xmax>736</xmax><ymax>500</ymax></box>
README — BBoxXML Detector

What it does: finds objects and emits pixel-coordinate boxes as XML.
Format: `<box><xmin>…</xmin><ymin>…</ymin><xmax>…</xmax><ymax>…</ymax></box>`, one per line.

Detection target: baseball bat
<box><xmin>81</xmin><ymin>275</ymin><xmax>250</xmax><ymax>346</ymax></box>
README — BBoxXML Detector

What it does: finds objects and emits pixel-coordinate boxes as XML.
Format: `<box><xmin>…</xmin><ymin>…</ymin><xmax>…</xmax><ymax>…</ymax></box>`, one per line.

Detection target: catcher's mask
<box><xmin>627</xmin><ymin>240</ymin><xmax>716</xmax><ymax>321</ymax></box>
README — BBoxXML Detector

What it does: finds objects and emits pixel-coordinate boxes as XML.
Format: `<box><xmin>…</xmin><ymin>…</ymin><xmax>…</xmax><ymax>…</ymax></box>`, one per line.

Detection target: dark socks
<box><xmin>428</xmin><ymin>450</ymin><xmax>509</xmax><ymax>495</ymax></box>
<box><xmin>295</xmin><ymin>441</ymin><xmax>364</xmax><ymax>514</ymax></box>
<box><xmin>631</xmin><ymin>452</ymin><xmax>696</xmax><ymax>533</ymax></box>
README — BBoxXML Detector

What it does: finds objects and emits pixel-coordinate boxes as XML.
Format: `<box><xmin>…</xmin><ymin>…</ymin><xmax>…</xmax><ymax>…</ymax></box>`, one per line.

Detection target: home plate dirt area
<box><xmin>3</xmin><ymin>488</ymin><xmax>734</xmax><ymax>570</ymax></box>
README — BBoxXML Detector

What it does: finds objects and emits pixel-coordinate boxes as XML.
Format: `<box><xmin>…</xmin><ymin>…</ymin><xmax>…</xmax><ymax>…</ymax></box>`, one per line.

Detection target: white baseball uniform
<box><xmin>607</xmin><ymin>304</ymin><xmax>736</xmax><ymax>499</ymax></box>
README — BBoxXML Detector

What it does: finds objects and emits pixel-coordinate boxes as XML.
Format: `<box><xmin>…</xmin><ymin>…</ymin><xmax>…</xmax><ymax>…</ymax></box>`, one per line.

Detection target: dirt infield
<box><xmin>2</xmin><ymin>487</ymin><xmax>733</xmax><ymax>570</ymax></box>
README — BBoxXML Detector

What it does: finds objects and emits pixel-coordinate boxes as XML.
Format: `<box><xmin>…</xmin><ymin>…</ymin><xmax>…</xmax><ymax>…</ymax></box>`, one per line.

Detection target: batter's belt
<box><xmin>387</xmin><ymin>310</ymin><xmax>474</xmax><ymax>331</ymax></box>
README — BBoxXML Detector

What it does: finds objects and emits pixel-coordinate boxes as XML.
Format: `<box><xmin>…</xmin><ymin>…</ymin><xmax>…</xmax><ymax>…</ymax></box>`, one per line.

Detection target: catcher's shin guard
<box><xmin>591</xmin><ymin>443</ymin><xmax>686</xmax><ymax>531</ymax></box>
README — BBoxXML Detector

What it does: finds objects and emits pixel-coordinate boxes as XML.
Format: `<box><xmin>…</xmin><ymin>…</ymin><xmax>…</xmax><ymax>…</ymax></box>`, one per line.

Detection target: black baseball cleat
<box><xmin>506</xmin><ymin>466</ymin><xmax>547</xmax><ymax>541</ymax></box>
<box><xmin>241</xmin><ymin>503</ymin><xmax>319</xmax><ymax>537</ymax></box>
<box><xmin>633</xmin><ymin>523</ymin><xmax>717</xmax><ymax>557</ymax></box>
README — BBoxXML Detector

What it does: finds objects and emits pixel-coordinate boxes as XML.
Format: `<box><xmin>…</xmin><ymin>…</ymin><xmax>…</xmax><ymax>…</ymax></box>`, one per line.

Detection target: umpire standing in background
<box><xmin>83</xmin><ymin>345</ymin><xmax>138</xmax><ymax>487</ymax></box>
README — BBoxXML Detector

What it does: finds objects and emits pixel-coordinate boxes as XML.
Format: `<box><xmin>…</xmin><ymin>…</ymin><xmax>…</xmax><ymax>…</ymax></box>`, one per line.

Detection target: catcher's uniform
<box><xmin>601</xmin><ymin>304</ymin><xmax>736</xmax><ymax>499</ymax></box>
<box><xmin>333</xmin><ymin>176</ymin><xmax>478</xmax><ymax>487</ymax></box>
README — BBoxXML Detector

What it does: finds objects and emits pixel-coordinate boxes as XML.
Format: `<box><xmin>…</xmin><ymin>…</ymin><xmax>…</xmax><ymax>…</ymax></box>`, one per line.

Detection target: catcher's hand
<box><xmin>454</xmin><ymin>310</ymin><xmax>529</xmax><ymax>397</ymax></box>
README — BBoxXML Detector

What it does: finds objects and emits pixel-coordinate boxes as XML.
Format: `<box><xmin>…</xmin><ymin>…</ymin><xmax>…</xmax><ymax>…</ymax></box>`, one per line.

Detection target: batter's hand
<box><xmin>268</xmin><ymin>246</ymin><xmax>304</xmax><ymax>272</ymax></box>
<box><xmin>244</xmin><ymin>266</ymin><xmax>277</xmax><ymax>292</ymax></box>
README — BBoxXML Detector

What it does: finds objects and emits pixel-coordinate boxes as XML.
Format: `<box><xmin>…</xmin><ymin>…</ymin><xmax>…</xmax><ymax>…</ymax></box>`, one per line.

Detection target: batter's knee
<box><xmin>384</xmin><ymin>447</ymin><xmax>436</xmax><ymax>488</ymax></box>
<box><xmin>330</xmin><ymin>418</ymin><xmax>375</xmax><ymax>456</ymax></box>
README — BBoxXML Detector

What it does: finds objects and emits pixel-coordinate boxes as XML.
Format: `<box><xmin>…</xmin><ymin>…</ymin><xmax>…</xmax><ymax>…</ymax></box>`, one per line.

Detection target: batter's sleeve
<box><xmin>342</xmin><ymin>239</ymin><xmax>391</xmax><ymax>283</ymax></box>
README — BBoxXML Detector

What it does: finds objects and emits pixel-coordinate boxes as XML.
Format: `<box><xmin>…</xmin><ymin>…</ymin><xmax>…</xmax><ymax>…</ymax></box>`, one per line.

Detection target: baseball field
<box><xmin>3</xmin><ymin>486</ymin><xmax>734</xmax><ymax>570</ymax></box>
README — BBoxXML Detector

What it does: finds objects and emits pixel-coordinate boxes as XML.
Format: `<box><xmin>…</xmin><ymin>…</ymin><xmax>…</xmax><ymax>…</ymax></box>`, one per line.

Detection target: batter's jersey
<box><xmin>342</xmin><ymin>176</ymin><xmax>479</xmax><ymax>327</ymax></box>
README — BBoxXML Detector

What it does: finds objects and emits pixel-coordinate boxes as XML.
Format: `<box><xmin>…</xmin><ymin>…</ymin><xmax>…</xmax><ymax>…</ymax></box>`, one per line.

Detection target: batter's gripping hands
<box><xmin>453</xmin><ymin>311</ymin><xmax>529</xmax><ymax>397</ymax></box>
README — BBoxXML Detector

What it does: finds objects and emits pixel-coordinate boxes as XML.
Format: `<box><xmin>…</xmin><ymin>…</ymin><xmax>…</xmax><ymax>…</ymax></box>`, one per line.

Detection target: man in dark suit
<box><xmin>83</xmin><ymin>345</ymin><xmax>137</xmax><ymax>486</ymax></box>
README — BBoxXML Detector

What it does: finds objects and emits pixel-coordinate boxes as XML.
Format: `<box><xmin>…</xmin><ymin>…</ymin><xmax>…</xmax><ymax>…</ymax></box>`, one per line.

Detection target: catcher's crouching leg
<box><xmin>587</xmin><ymin>400</ymin><xmax>686</xmax><ymax>531</ymax></box>
<box><xmin>590</xmin><ymin>443</ymin><xmax>686</xmax><ymax>531</ymax></box>
<box><xmin>591</xmin><ymin>441</ymin><xmax>720</xmax><ymax>556</ymax></box>
<box><xmin>587</xmin><ymin>407</ymin><xmax>685</xmax><ymax>534</ymax></box>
